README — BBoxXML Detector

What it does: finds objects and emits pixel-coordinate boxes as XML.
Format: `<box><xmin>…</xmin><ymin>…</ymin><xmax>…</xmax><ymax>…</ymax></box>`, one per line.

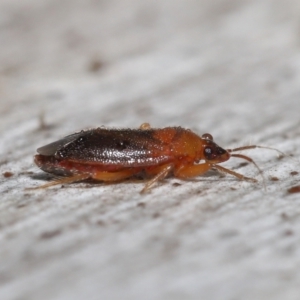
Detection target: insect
<box><xmin>31</xmin><ymin>123</ymin><xmax>283</xmax><ymax>193</ymax></box>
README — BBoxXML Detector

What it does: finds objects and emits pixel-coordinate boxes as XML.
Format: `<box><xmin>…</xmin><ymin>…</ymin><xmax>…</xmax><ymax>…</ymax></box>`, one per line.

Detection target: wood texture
<box><xmin>1</xmin><ymin>0</ymin><xmax>300</xmax><ymax>299</ymax></box>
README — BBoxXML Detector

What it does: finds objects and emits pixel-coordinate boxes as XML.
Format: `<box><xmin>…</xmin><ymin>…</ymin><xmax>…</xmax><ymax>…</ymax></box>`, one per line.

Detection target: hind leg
<box><xmin>28</xmin><ymin>169</ymin><xmax>139</xmax><ymax>190</ymax></box>
<box><xmin>27</xmin><ymin>173</ymin><xmax>90</xmax><ymax>190</ymax></box>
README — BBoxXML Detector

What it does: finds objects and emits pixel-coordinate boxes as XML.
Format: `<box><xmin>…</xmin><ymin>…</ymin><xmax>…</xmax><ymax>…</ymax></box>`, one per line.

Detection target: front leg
<box><xmin>214</xmin><ymin>165</ymin><xmax>257</xmax><ymax>182</ymax></box>
<box><xmin>174</xmin><ymin>162</ymin><xmax>212</xmax><ymax>179</ymax></box>
<box><xmin>175</xmin><ymin>162</ymin><xmax>257</xmax><ymax>183</ymax></box>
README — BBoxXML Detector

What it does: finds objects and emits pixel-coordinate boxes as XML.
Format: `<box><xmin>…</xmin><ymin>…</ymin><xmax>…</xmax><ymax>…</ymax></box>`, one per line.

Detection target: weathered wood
<box><xmin>1</xmin><ymin>0</ymin><xmax>300</xmax><ymax>299</ymax></box>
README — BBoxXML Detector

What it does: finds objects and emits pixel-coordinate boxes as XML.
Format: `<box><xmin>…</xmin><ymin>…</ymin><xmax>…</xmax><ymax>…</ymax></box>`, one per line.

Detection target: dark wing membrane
<box><xmin>37</xmin><ymin>131</ymin><xmax>84</xmax><ymax>156</ymax></box>
<box><xmin>42</xmin><ymin>128</ymin><xmax>172</xmax><ymax>166</ymax></box>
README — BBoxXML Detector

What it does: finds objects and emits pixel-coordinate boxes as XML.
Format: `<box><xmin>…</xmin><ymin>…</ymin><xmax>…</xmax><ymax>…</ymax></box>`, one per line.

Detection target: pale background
<box><xmin>1</xmin><ymin>0</ymin><xmax>300</xmax><ymax>299</ymax></box>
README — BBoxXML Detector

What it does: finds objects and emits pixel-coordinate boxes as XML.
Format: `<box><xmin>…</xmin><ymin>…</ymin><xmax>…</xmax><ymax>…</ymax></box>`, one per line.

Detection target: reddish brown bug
<box><xmin>31</xmin><ymin>123</ymin><xmax>283</xmax><ymax>193</ymax></box>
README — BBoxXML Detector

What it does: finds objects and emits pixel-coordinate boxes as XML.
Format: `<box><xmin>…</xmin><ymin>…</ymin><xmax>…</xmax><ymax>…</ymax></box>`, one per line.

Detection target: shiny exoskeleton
<box><xmin>32</xmin><ymin>124</ymin><xmax>280</xmax><ymax>192</ymax></box>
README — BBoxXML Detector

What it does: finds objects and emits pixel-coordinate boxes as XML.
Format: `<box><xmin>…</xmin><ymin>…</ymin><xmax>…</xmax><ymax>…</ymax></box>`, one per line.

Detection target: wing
<box><xmin>37</xmin><ymin>128</ymin><xmax>173</xmax><ymax>167</ymax></box>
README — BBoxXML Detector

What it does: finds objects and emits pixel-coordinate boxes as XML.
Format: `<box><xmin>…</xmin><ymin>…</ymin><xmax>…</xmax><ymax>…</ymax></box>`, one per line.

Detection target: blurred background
<box><xmin>1</xmin><ymin>0</ymin><xmax>300</xmax><ymax>137</ymax></box>
<box><xmin>1</xmin><ymin>1</ymin><xmax>300</xmax><ymax>300</ymax></box>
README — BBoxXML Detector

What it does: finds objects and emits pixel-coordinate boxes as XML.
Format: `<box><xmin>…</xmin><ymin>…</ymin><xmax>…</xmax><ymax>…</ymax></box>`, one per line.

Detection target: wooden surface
<box><xmin>1</xmin><ymin>0</ymin><xmax>300</xmax><ymax>299</ymax></box>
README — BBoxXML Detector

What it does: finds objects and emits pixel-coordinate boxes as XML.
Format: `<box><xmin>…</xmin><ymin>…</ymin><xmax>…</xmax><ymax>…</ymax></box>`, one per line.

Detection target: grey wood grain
<box><xmin>1</xmin><ymin>0</ymin><xmax>300</xmax><ymax>299</ymax></box>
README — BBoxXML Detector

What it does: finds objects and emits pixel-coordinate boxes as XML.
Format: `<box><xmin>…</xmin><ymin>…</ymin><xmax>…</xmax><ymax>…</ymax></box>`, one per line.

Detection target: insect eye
<box><xmin>204</xmin><ymin>146</ymin><xmax>213</xmax><ymax>159</ymax></box>
<box><xmin>205</xmin><ymin>147</ymin><xmax>212</xmax><ymax>154</ymax></box>
<box><xmin>202</xmin><ymin>133</ymin><xmax>213</xmax><ymax>141</ymax></box>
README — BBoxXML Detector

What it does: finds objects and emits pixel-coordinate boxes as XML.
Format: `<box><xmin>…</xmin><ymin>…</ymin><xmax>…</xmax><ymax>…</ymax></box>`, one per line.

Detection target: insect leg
<box><xmin>26</xmin><ymin>173</ymin><xmax>90</xmax><ymax>190</ymax></box>
<box><xmin>141</xmin><ymin>164</ymin><xmax>173</xmax><ymax>193</ymax></box>
<box><xmin>214</xmin><ymin>165</ymin><xmax>257</xmax><ymax>182</ymax></box>
<box><xmin>174</xmin><ymin>162</ymin><xmax>212</xmax><ymax>178</ymax></box>
<box><xmin>230</xmin><ymin>153</ymin><xmax>265</xmax><ymax>188</ymax></box>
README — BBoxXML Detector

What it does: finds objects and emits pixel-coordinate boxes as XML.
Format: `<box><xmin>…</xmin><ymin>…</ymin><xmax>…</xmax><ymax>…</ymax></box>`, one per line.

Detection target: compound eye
<box><xmin>202</xmin><ymin>133</ymin><xmax>213</xmax><ymax>141</ymax></box>
<box><xmin>204</xmin><ymin>146</ymin><xmax>213</xmax><ymax>159</ymax></box>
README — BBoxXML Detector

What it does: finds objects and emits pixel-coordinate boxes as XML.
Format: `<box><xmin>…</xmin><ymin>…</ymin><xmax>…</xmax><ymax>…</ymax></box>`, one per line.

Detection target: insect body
<box><xmin>32</xmin><ymin>124</ymin><xmax>280</xmax><ymax>192</ymax></box>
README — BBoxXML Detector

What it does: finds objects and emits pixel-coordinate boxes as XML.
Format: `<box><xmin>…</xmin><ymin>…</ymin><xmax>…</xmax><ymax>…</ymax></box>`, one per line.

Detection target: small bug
<box><xmin>31</xmin><ymin>124</ymin><xmax>283</xmax><ymax>193</ymax></box>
